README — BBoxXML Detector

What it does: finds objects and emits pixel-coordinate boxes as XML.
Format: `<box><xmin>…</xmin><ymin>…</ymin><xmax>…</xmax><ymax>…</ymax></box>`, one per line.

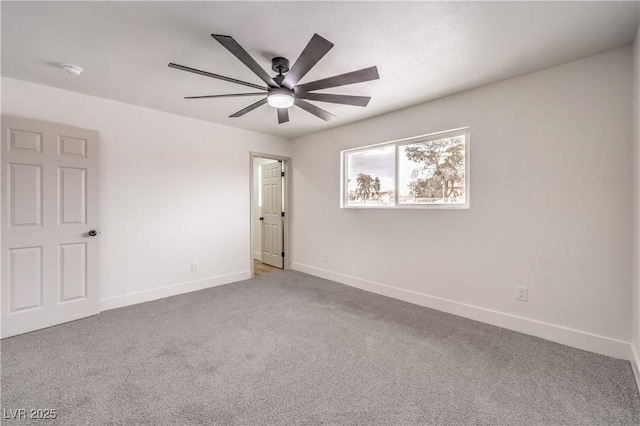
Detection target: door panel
<box><xmin>59</xmin><ymin>167</ymin><xmax>87</xmax><ymax>225</ymax></box>
<box><xmin>59</xmin><ymin>243</ymin><xmax>87</xmax><ymax>302</ymax></box>
<box><xmin>271</xmin><ymin>224</ymin><xmax>281</xmax><ymax>256</ymax></box>
<box><xmin>264</xmin><ymin>223</ymin><xmax>272</xmax><ymax>255</ymax></box>
<box><xmin>9</xmin><ymin>129</ymin><xmax>42</xmax><ymax>153</ymax></box>
<box><xmin>1</xmin><ymin>116</ymin><xmax>100</xmax><ymax>338</ymax></box>
<box><xmin>260</xmin><ymin>162</ymin><xmax>283</xmax><ymax>268</ymax></box>
<box><xmin>9</xmin><ymin>163</ymin><xmax>42</xmax><ymax>227</ymax></box>
<box><xmin>9</xmin><ymin>246</ymin><xmax>43</xmax><ymax>312</ymax></box>
<box><xmin>59</xmin><ymin>136</ymin><xmax>87</xmax><ymax>158</ymax></box>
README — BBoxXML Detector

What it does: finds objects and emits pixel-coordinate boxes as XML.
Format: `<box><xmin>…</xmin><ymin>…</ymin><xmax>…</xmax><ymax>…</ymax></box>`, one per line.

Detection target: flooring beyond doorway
<box><xmin>253</xmin><ymin>258</ymin><xmax>281</xmax><ymax>276</ymax></box>
<box><xmin>2</xmin><ymin>271</ymin><xmax>639</xmax><ymax>425</ymax></box>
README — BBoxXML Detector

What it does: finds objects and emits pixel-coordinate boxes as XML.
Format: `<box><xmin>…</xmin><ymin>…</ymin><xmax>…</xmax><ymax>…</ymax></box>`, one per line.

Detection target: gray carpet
<box><xmin>2</xmin><ymin>270</ymin><xmax>639</xmax><ymax>425</ymax></box>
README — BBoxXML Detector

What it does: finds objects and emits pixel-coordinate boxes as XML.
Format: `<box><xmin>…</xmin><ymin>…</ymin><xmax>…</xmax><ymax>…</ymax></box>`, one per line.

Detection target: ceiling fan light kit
<box><xmin>169</xmin><ymin>33</ymin><xmax>379</xmax><ymax>124</ymax></box>
<box><xmin>267</xmin><ymin>87</ymin><xmax>295</xmax><ymax>108</ymax></box>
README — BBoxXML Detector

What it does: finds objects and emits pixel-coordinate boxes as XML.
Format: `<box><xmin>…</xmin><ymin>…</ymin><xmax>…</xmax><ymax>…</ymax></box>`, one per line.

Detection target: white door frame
<box><xmin>249</xmin><ymin>152</ymin><xmax>291</xmax><ymax>276</ymax></box>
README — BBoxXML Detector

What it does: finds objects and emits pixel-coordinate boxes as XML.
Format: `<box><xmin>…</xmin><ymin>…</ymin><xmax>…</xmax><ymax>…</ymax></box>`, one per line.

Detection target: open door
<box><xmin>1</xmin><ymin>116</ymin><xmax>100</xmax><ymax>338</ymax></box>
<box><xmin>260</xmin><ymin>161</ymin><xmax>283</xmax><ymax>269</ymax></box>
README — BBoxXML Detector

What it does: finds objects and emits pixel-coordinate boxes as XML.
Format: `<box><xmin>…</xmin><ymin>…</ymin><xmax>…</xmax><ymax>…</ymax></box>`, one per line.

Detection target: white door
<box><xmin>261</xmin><ymin>161</ymin><xmax>283</xmax><ymax>268</ymax></box>
<box><xmin>1</xmin><ymin>116</ymin><xmax>100</xmax><ymax>338</ymax></box>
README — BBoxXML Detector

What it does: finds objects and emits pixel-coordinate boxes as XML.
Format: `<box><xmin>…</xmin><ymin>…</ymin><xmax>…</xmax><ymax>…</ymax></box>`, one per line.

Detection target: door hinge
<box><xmin>281</xmin><ymin>251</ymin><xmax>285</xmax><ymax>257</ymax></box>
<box><xmin>281</xmin><ymin>212</ymin><xmax>285</xmax><ymax>217</ymax></box>
<box><xmin>281</xmin><ymin>171</ymin><xmax>285</xmax><ymax>177</ymax></box>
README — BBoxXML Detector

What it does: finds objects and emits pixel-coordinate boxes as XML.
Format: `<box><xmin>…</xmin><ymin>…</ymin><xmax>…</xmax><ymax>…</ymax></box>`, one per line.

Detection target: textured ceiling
<box><xmin>2</xmin><ymin>1</ymin><xmax>639</xmax><ymax>139</ymax></box>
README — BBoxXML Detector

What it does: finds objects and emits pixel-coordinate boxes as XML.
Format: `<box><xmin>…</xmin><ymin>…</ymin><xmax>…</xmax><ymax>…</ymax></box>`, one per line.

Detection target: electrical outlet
<box><xmin>516</xmin><ymin>286</ymin><xmax>528</xmax><ymax>301</ymax></box>
<box><xmin>322</xmin><ymin>253</ymin><xmax>328</xmax><ymax>263</ymax></box>
<box><xmin>191</xmin><ymin>262</ymin><xmax>198</xmax><ymax>272</ymax></box>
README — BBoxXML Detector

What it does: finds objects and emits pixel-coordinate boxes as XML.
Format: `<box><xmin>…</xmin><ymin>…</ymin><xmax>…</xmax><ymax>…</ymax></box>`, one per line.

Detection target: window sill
<box><xmin>341</xmin><ymin>203</ymin><xmax>470</xmax><ymax>210</ymax></box>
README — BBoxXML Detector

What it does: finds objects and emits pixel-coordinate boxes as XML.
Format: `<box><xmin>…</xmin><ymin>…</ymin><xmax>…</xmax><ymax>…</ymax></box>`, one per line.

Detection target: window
<box><xmin>341</xmin><ymin>128</ymin><xmax>469</xmax><ymax>209</ymax></box>
<box><xmin>345</xmin><ymin>145</ymin><xmax>395</xmax><ymax>207</ymax></box>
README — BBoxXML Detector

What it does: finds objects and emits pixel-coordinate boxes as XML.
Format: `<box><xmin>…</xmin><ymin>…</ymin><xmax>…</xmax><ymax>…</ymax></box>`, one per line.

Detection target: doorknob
<box><xmin>88</xmin><ymin>230</ymin><xmax>99</xmax><ymax>237</ymax></box>
<box><xmin>259</xmin><ymin>217</ymin><xmax>264</xmax><ymax>221</ymax></box>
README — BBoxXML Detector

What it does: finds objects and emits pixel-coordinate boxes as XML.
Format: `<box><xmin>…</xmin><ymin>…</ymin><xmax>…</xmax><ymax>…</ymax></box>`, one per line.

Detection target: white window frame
<box><xmin>341</xmin><ymin>127</ymin><xmax>470</xmax><ymax>209</ymax></box>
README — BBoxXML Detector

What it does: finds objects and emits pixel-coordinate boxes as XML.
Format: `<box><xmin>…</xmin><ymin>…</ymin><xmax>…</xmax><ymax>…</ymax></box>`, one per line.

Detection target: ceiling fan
<box><xmin>168</xmin><ymin>33</ymin><xmax>379</xmax><ymax>124</ymax></box>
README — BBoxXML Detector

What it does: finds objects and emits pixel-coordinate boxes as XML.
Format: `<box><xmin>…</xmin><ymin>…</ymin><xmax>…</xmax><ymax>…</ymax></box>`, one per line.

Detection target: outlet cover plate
<box><xmin>516</xmin><ymin>286</ymin><xmax>528</xmax><ymax>301</ymax></box>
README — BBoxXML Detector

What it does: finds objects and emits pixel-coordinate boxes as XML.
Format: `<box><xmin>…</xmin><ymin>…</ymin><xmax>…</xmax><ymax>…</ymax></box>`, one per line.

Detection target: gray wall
<box><xmin>292</xmin><ymin>47</ymin><xmax>633</xmax><ymax>358</ymax></box>
<box><xmin>1</xmin><ymin>77</ymin><xmax>292</xmax><ymax>308</ymax></box>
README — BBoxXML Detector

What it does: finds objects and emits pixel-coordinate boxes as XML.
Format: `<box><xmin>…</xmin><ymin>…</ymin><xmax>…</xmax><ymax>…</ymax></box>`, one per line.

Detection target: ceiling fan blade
<box><xmin>294</xmin><ymin>99</ymin><xmax>335</xmax><ymax>122</ymax></box>
<box><xmin>184</xmin><ymin>93</ymin><xmax>265</xmax><ymax>99</ymax></box>
<box><xmin>277</xmin><ymin>108</ymin><xmax>289</xmax><ymax>124</ymax></box>
<box><xmin>295</xmin><ymin>66</ymin><xmax>379</xmax><ymax>92</ymax></box>
<box><xmin>281</xmin><ymin>34</ymin><xmax>334</xmax><ymax>90</ymax></box>
<box><xmin>168</xmin><ymin>63</ymin><xmax>266</xmax><ymax>91</ymax></box>
<box><xmin>229</xmin><ymin>98</ymin><xmax>268</xmax><ymax>118</ymax></box>
<box><xmin>295</xmin><ymin>92</ymin><xmax>371</xmax><ymax>107</ymax></box>
<box><xmin>211</xmin><ymin>34</ymin><xmax>278</xmax><ymax>88</ymax></box>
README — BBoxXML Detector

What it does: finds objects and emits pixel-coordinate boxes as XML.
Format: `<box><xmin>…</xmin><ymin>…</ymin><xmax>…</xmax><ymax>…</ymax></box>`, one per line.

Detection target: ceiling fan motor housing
<box><xmin>271</xmin><ymin>57</ymin><xmax>290</xmax><ymax>74</ymax></box>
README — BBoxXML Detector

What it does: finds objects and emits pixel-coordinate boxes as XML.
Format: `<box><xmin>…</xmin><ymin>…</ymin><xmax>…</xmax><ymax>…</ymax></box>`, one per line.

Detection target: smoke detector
<box><xmin>61</xmin><ymin>64</ymin><xmax>83</xmax><ymax>76</ymax></box>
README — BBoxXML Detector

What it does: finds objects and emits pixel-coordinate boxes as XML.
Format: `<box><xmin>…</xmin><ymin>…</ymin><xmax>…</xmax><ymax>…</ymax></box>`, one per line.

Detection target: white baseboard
<box><xmin>292</xmin><ymin>263</ymin><xmax>632</xmax><ymax>360</ymax></box>
<box><xmin>632</xmin><ymin>345</ymin><xmax>640</xmax><ymax>393</ymax></box>
<box><xmin>253</xmin><ymin>251</ymin><xmax>262</xmax><ymax>261</ymax></box>
<box><xmin>100</xmin><ymin>271</ymin><xmax>251</xmax><ymax>311</ymax></box>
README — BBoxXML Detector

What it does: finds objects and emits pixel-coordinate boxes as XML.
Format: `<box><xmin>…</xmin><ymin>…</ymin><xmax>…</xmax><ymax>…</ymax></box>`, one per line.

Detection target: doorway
<box><xmin>250</xmin><ymin>153</ymin><xmax>291</xmax><ymax>277</ymax></box>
